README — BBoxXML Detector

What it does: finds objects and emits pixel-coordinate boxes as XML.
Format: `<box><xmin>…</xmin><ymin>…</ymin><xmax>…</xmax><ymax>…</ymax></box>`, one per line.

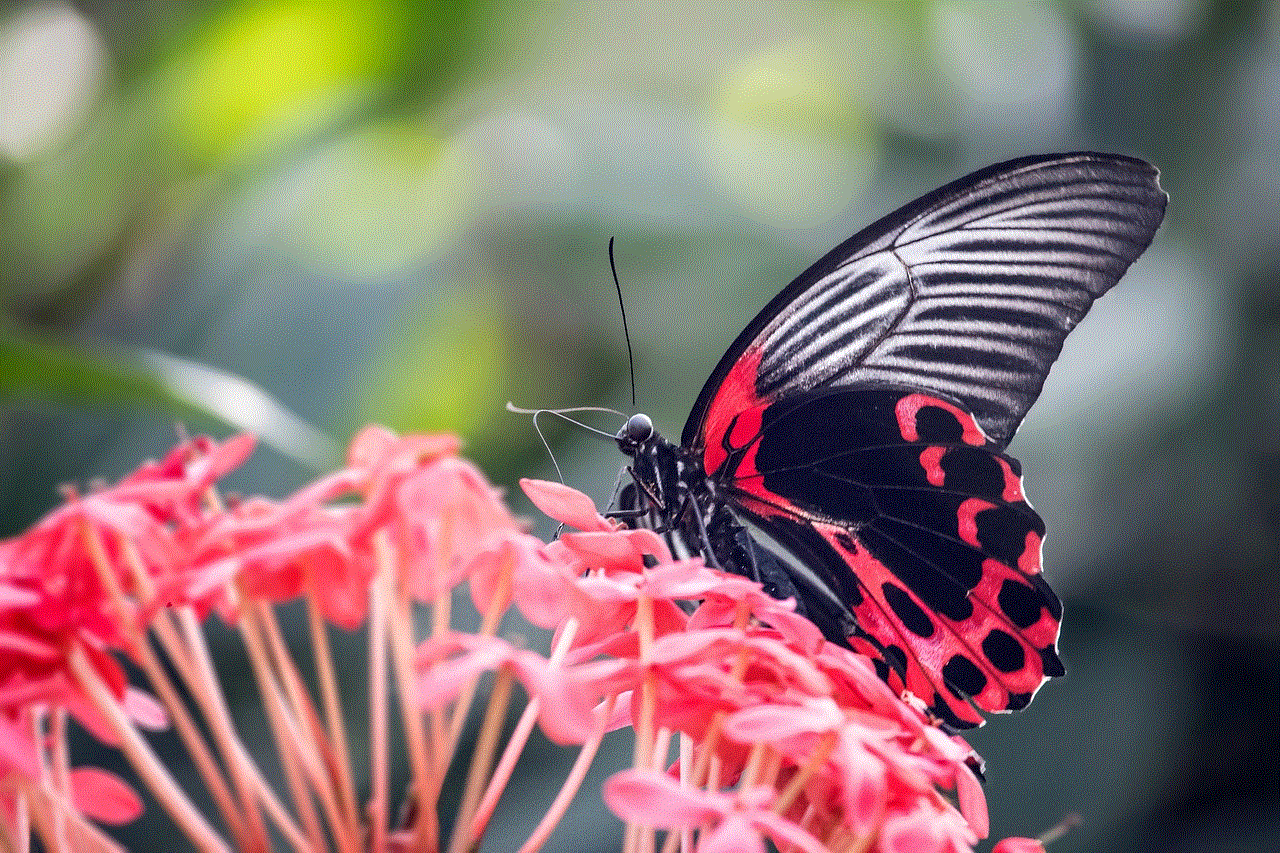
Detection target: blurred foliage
<box><xmin>1</xmin><ymin>1</ymin><xmax>1278</xmax><ymax>851</ymax></box>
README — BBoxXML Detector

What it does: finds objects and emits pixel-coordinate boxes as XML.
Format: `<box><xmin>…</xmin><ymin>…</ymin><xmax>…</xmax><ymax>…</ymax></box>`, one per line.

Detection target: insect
<box><xmin>615</xmin><ymin>152</ymin><xmax>1167</xmax><ymax>728</ymax></box>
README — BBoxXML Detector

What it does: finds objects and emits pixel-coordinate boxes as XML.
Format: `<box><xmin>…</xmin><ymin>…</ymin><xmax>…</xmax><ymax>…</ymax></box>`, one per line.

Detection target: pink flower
<box><xmin>1</xmin><ymin>430</ymin><xmax>1040</xmax><ymax>853</ymax></box>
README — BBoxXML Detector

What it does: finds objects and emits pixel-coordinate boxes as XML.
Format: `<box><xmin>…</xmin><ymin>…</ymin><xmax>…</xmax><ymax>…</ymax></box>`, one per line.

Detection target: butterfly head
<box><xmin>615</xmin><ymin>412</ymin><xmax>656</xmax><ymax>454</ymax></box>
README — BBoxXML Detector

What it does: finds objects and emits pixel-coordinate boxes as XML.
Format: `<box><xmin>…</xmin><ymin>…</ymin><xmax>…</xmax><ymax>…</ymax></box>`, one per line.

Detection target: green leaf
<box><xmin>0</xmin><ymin>325</ymin><xmax>338</xmax><ymax>469</ymax></box>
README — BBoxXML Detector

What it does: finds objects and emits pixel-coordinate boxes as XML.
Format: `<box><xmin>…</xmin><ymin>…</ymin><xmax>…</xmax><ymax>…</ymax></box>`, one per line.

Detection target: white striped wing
<box><xmin>684</xmin><ymin>153</ymin><xmax>1167</xmax><ymax>449</ymax></box>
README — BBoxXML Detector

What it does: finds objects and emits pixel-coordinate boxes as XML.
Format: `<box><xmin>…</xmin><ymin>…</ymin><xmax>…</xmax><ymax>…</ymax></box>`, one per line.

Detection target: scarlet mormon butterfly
<box><xmin>614</xmin><ymin>152</ymin><xmax>1166</xmax><ymax>728</ymax></box>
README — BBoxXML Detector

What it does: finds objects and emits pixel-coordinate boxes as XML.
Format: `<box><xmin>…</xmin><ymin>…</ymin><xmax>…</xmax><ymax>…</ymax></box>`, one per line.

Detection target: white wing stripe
<box><xmin>688</xmin><ymin>154</ymin><xmax>1167</xmax><ymax>449</ymax></box>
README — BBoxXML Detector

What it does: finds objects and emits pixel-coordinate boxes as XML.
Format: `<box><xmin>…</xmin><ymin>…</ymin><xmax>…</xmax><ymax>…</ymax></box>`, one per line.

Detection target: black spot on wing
<box><xmin>882</xmin><ymin>582</ymin><xmax>936</xmax><ymax>638</ymax></box>
<box><xmin>942</xmin><ymin>654</ymin><xmax>988</xmax><ymax>699</ymax></box>
<box><xmin>883</xmin><ymin>643</ymin><xmax>908</xmax><ymax>678</ymax></box>
<box><xmin>938</xmin><ymin>446</ymin><xmax>1009</xmax><ymax>499</ymax></box>
<box><xmin>929</xmin><ymin>693</ymin><xmax>974</xmax><ymax>730</ymax></box>
<box><xmin>871</xmin><ymin>656</ymin><xmax>892</xmax><ymax>682</ymax></box>
<box><xmin>1006</xmin><ymin>691</ymin><xmax>1032</xmax><ymax>711</ymax></box>
<box><xmin>974</xmin><ymin>503</ymin><xmax>1045</xmax><ymax>566</ymax></box>
<box><xmin>981</xmin><ymin>628</ymin><xmax>1026</xmax><ymax>673</ymax></box>
<box><xmin>1040</xmin><ymin>645</ymin><xmax>1066</xmax><ymax>678</ymax></box>
<box><xmin>997</xmin><ymin>576</ymin><xmax>1061</xmax><ymax>628</ymax></box>
<box><xmin>913</xmin><ymin>403</ymin><xmax>966</xmax><ymax>443</ymax></box>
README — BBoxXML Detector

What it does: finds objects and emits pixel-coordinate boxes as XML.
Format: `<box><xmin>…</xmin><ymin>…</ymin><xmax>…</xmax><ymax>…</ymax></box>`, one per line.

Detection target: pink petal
<box><xmin>0</xmin><ymin>581</ymin><xmax>39</xmax><ymax>608</ymax></box>
<box><xmin>202</xmin><ymin>433</ymin><xmax>257</xmax><ymax>483</ymax></box>
<box><xmin>603</xmin><ymin>770</ymin><xmax>725</xmax><ymax>827</ymax></box>
<box><xmin>347</xmin><ymin>425</ymin><xmax>400</xmax><ymax>467</ymax></box>
<box><xmin>415</xmin><ymin>635</ymin><xmax>515</xmax><ymax>709</ymax></box>
<box><xmin>508</xmin><ymin>652</ymin><xmax>600</xmax><ymax>745</ymax></box>
<box><xmin>699</xmin><ymin>814</ymin><xmax>766</xmax><ymax>853</ymax></box>
<box><xmin>519</xmin><ymin>479</ymin><xmax>614</xmax><ymax>532</ymax></box>
<box><xmin>831</xmin><ymin>736</ymin><xmax>888</xmax><ymax>828</ymax></box>
<box><xmin>574</xmin><ymin>571</ymin><xmax>642</xmax><ymax>604</ymax></box>
<box><xmin>0</xmin><ymin>627</ymin><xmax>59</xmax><ymax>659</ymax></box>
<box><xmin>992</xmin><ymin>839</ymin><xmax>1047</xmax><ymax>853</ymax></box>
<box><xmin>0</xmin><ymin>715</ymin><xmax>40</xmax><ymax>778</ymax></box>
<box><xmin>510</xmin><ymin>546</ymin><xmax>579</xmax><ymax>629</ymax></box>
<box><xmin>642</xmin><ymin>561</ymin><xmax>725</xmax><ymax>598</ymax></box>
<box><xmin>623</xmin><ymin>528</ymin><xmax>673</xmax><ymax>563</ymax></box>
<box><xmin>559</xmin><ymin>531</ymin><xmax>646</xmax><ymax>570</ymax></box>
<box><xmin>878</xmin><ymin>809</ymin><xmax>944</xmax><ymax>853</ymax></box>
<box><xmin>347</xmin><ymin>426</ymin><xmax>458</xmax><ymax>470</ymax></box>
<box><xmin>724</xmin><ymin>698</ymin><xmax>842</xmax><ymax>741</ymax></box>
<box><xmin>309</xmin><ymin>545</ymin><xmax>373</xmax><ymax>630</ymax></box>
<box><xmin>601</xmin><ymin>689</ymin><xmax>633</xmax><ymax>731</ymax></box>
<box><xmin>956</xmin><ymin>761</ymin><xmax>989</xmax><ymax>839</ymax></box>
<box><xmin>749</xmin><ymin>811</ymin><xmax>832</xmax><ymax>853</ymax></box>
<box><xmin>69</xmin><ymin>766</ymin><xmax>144</xmax><ymax>824</ymax></box>
<box><xmin>124</xmin><ymin>687</ymin><xmax>169</xmax><ymax>731</ymax></box>
<box><xmin>467</xmin><ymin>533</ymin><xmax>530</xmax><ymax>614</ymax></box>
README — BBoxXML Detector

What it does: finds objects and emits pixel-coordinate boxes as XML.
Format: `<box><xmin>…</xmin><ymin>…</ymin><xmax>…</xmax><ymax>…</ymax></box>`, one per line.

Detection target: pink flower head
<box><xmin>414</xmin><ymin>632</ymin><xmax>597</xmax><ymax>745</ymax></box>
<box><xmin>0</xmin><ymin>434</ymin><xmax>262</xmax><ymax>734</ymax></box>
<box><xmin>513</xmin><ymin>480</ymin><xmax>1000</xmax><ymax>853</ymax></box>
<box><xmin>1</xmin><ymin>434</ymin><xmax>1032</xmax><ymax>853</ymax></box>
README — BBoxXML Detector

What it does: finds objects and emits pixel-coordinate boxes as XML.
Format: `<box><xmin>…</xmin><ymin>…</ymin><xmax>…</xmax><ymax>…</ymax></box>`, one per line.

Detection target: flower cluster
<box><xmin>0</xmin><ymin>427</ymin><xmax>1048</xmax><ymax>853</ymax></box>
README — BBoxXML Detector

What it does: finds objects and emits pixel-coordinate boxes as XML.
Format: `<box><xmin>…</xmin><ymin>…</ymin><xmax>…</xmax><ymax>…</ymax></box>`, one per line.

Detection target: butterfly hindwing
<box><xmin>708</xmin><ymin>387</ymin><xmax>1062</xmax><ymax>726</ymax></box>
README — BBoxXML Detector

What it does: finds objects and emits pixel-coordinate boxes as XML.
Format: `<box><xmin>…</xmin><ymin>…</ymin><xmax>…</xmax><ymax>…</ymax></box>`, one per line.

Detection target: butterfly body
<box><xmin>616</xmin><ymin>153</ymin><xmax>1167</xmax><ymax>727</ymax></box>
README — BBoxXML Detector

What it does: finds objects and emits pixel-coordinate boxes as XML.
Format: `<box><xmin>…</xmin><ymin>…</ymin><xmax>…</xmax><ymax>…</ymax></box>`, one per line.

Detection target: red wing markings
<box><xmin>894</xmin><ymin>393</ymin><xmax>988</xmax><ymax>445</ymax></box>
<box><xmin>736</xmin><ymin>496</ymin><xmax>1060</xmax><ymax>720</ymax></box>
<box><xmin>698</xmin><ymin>345</ymin><xmax>767</xmax><ymax>477</ymax></box>
<box><xmin>703</xmin><ymin>392</ymin><xmax>1061</xmax><ymax>724</ymax></box>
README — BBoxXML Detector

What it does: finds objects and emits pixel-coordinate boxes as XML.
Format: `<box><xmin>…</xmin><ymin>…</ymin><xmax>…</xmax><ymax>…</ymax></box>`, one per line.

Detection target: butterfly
<box><xmin>614</xmin><ymin>152</ymin><xmax>1167</xmax><ymax>728</ymax></box>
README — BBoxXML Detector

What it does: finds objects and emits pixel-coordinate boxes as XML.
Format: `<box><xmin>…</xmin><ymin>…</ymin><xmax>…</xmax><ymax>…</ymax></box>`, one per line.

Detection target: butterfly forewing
<box><xmin>684</xmin><ymin>153</ymin><xmax>1168</xmax><ymax>450</ymax></box>
<box><xmin>628</xmin><ymin>152</ymin><xmax>1166</xmax><ymax>728</ymax></box>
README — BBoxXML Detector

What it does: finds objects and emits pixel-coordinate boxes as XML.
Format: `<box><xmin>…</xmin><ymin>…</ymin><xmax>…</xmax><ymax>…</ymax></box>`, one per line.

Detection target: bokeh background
<box><xmin>2</xmin><ymin>1</ymin><xmax>1277</xmax><ymax>851</ymax></box>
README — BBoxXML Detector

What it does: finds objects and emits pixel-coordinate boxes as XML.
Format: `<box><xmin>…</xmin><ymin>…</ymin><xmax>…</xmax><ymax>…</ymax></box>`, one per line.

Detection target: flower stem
<box><xmin>447</xmin><ymin>666</ymin><xmax>514</xmax><ymax>853</ymax></box>
<box><xmin>517</xmin><ymin>692</ymin><xmax>619</xmax><ymax>853</ymax></box>
<box><xmin>306</xmin><ymin>595</ymin><xmax>362</xmax><ymax>853</ymax></box>
<box><xmin>68</xmin><ymin>647</ymin><xmax>231</xmax><ymax>853</ymax></box>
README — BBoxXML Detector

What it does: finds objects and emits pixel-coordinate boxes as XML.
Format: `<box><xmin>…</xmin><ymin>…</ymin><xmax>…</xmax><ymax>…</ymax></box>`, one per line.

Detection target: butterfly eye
<box><xmin>622</xmin><ymin>413</ymin><xmax>654</xmax><ymax>444</ymax></box>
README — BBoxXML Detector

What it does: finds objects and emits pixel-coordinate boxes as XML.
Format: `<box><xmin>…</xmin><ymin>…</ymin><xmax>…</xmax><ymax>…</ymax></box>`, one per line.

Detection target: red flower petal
<box><xmin>992</xmin><ymin>839</ymin><xmax>1047</xmax><ymax>853</ymax></box>
<box><xmin>68</xmin><ymin>766</ymin><xmax>144</xmax><ymax>824</ymax></box>
<box><xmin>0</xmin><ymin>715</ymin><xmax>40</xmax><ymax>779</ymax></box>
<box><xmin>519</xmin><ymin>479</ymin><xmax>615</xmax><ymax>532</ymax></box>
<box><xmin>602</xmin><ymin>770</ymin><xmax>722</xmax><ymax>827</ymax></box>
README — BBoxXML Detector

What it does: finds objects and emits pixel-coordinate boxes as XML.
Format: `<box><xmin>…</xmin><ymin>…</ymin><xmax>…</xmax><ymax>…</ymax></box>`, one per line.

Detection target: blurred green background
<box><xmin>1</xmin><ymin>1</ymin><xmax>1277</xmax><ymax>851</ymax></box>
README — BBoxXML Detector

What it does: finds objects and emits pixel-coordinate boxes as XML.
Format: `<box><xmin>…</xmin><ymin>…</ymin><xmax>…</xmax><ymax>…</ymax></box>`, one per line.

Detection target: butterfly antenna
<box><xmin>506</xmin><ymin>402</ymin><xmax>624</xmax><ymax>438</ymax></box>
<box><xmin>531</xmin><ymin>409</ymin><xmax>564</xmax><ymax>483</ymax></box>
<box><xmin>609</xmin><ymin>237</ymin><xmax>637</xmax><ymax>408</ymax></box>
<box><xmin>506</xmin><ymin>401</ymin><xmax>628</xmax><ymax>486</ymax></box>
